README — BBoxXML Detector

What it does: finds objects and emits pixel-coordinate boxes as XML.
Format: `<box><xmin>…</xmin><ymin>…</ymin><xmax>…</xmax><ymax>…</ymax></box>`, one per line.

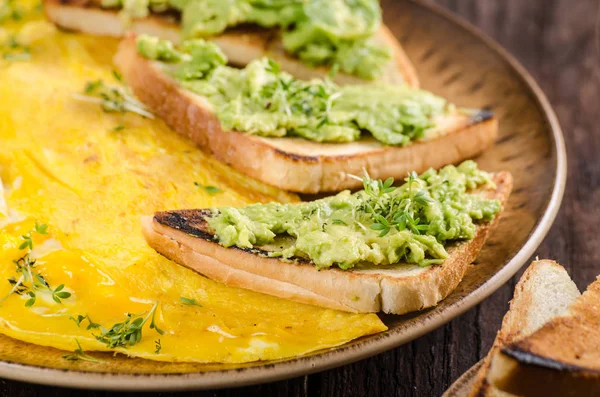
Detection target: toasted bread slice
<box><xmin>468</xmin><ymin>260</ymin><xmax>581</xmax><ymax>397</ymax></box>
<box><xmin>488</xmin><ymin>275</ymin><xmax>600</xmax><ymax>397</ymax></box>
<box><xmin>43</xmin><ymin>0</ymin><xmax>419</xmax><ymax>87</ymax></box>
<box><xmin>141</xmin><ymin>172</ymin><xmax>512</xmax><ymax>314</ymax></box>
<box><xmin>114</xmin><ymin>36</ymin><xmax>497</xmax><ymax>194</ymax></box>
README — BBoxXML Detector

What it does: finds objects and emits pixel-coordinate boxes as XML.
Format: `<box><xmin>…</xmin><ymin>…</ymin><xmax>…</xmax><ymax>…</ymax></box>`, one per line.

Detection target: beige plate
<box><xmin>0</xmin><ymin>0</ymin><xmax>566</xmax><ymax>391</ymax></box>
<box><xmin>442</xmin><ymin>360</ymin><xmax>484</xmax><ymax>397</ymax></box>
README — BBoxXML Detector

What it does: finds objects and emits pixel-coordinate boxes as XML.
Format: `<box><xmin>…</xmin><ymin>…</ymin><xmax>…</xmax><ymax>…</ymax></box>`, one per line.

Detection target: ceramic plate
<box><xmin>443</xmin><ymin>360</ymin><xmax>484</xmax><ymax>397</ymax></box>
<box><xmin>0</xmin><ymin>0</ymin><xmax>566</xmax><ymax>391</ymax></box>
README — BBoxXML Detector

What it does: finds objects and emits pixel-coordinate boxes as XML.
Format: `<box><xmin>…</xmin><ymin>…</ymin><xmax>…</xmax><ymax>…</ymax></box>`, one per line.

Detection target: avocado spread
<box><xmin>104</xmin><ymin>0</ymin><xmax>391</xmax><ymax>80</ymax></box>
<box><xmin>206</xmin><ymin>161</ymin><xmax>501</xmax><ymax>270</ymax></box>
<box><xmin>137</xmin><ymin>35</ymin><xmax>450</xmax><ymax>145</ymax></box>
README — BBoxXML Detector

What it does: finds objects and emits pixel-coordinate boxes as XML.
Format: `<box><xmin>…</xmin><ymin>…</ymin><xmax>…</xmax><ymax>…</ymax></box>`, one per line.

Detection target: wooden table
<box><xmin>3</xmin><ymin>0</ymin><xmax>598</xmax><ymax>396</ymax></box>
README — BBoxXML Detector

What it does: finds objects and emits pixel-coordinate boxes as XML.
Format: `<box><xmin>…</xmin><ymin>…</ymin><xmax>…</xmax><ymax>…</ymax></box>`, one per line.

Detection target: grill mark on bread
<box><xmin>145</xmin><ymin>173</ymin><xmax>511</xmax><ymax>314</ymax></box>
<box><xmin>468</xmin><ymin>260</ymin><xmax>582</xmax><ymax>396</ymax></box>
<box><xmin>154</xmin><ymin>209</ymin><xmax>313</xmax><ymax>264</ymax></box>
<box><xmin>500</xmin><ymin>347</ymin><xmax>600</xmax><ymax>374</ymax></box>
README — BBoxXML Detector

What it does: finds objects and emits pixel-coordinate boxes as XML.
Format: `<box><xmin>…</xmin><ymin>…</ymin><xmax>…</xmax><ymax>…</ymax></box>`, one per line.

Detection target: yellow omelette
<box><xmin>0</xmin><ymin>2</ymin><xmax>385</xmax><ymax>364</ymax></box>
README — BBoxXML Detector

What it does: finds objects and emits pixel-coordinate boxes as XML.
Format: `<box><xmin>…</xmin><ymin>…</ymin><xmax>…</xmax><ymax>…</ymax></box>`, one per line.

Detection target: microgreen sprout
<box><xmin>73</xmin><ymin>72</ymin><xmax>154</xmax><ymax>119</ymax></box>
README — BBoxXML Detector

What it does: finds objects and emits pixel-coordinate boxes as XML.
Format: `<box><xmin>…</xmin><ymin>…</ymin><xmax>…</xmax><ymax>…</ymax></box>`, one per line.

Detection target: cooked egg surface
<box><xmin>0</xmin><ymin>6</ymin><xmax>386</xmax><ymax>365</ymax></box>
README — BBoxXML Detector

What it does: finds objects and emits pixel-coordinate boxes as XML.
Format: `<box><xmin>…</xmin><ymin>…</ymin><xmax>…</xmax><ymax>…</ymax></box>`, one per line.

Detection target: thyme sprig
<box><xmin>73</xmin><ymin>73</ymin><xmax>154</xmax><ymax>119</ymax></box>
<box><xmin>62</xmin><ymin>339</ymin><xmax>104</xmax><ymax>363</ymax></box>
<box><xmin>69</xmin><ymin>313</ymin><xmax>101</xmax><ymax>330</ymax></box>
<box><xmin>94</xmin><ymin>301</ymin><xmax>164</xmax><ymax>349</ymax></box>
<box><xmin>1</xmin><ymin>222</ymin><xmax>71</xmax><ymax>307</ymax></box>
<box><xmin>19</xmin><ymin>221</ymin><xmax>48</xmax><ymax>250</ymax></box>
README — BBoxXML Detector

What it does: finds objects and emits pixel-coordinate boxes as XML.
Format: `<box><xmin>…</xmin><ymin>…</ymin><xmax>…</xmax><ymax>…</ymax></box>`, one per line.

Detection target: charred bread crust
<box><xmin>143</xmin><ymin>173</ymin><xmax>512</xmax><ymax>314</ymax></box>
<box><xmin>115</xmin><ymin>36</ymin><xmax>497</xmax><ymax>193</ymax></box>
<box><xmin>488</xmin><ymin>275</ymin><xmax>600</xmax><ymax>396</ymax></box>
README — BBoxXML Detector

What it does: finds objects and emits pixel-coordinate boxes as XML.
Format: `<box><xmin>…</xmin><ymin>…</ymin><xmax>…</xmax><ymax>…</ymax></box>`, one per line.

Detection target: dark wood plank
<box><xmin>3</xmin><ymin>0</ymin><xmax>598</xmax><ymax>396</ymax></box>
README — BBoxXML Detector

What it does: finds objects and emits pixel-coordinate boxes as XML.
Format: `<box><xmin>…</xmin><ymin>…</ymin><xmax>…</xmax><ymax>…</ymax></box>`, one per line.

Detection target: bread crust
<box><xmin>468</xmin><ymin>260</ymin><xmax>581</xmax><ymax>396</ymax></box>
<box><xmin>142</xmin><ymin>172</ymin><xmax>512</xmax><ymax>314</ymax></box>
<box><xmin>489</xmin><ymin>276</ymin><xmax>600</xmax><ymax>397</ymax></box>
<box><xmin>43</xmin><ymin>0</ymin><xmax>419</xmax><ymax>87</ymax></box>
<box><xmin>114</xmin><ymin>36</ymin><xmax>497</xmax><ymax>193</ymax></box>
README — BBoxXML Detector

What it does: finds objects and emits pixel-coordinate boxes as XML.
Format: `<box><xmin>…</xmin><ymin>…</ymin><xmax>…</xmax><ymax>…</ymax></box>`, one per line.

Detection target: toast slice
<box><xmin>468</xmin><ymin>260</ymin><xmax>581</xmax><ymax>397</ymax></box>
<box><xmin>43</xmin><ymin>0</ymin><xmax>419</xmax><ymax>87</ymax></box>
<box><xmin>114</xmin><ymin>36</ymin><xmax>497</xmax><ymax>194</ymax></box>
<box><xmin>141</xmin><ymin>172</ymin><xmax>512</xmax><ymax>314</ymax></box>
<box><xmin>488</xmin><ymin>275</ymin><xmax>600</xmax><ymax>396</ymax></box>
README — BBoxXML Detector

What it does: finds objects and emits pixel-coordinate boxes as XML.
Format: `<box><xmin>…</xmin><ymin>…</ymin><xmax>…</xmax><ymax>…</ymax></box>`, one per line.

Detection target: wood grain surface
<box><xmin>2</xmin><ymin>0</ymin><xmax>598</xmax><ymax>395</ymax></box>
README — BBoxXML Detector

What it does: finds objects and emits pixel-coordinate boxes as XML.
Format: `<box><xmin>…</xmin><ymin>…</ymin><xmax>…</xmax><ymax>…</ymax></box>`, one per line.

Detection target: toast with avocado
<box><xmin>43</xmin><ymin>0</ymin><xmax>419</xmax><ymax>86</ymax></box>
<box><xmin>142</xmin><ymin>162</ymin><xmax>512</xmax><ymax>314</ymax></box>
<box><xmin>468</xmin><ymin>260</ymin><xmax>581</xmax><ymax>397</ymax></box>
<box><xmin>115</xmin><ymin>35</ymin><xmax>497</xmax><ymax>194</ymax></box>
<box><xmin>487</xmin><ymin>274</ymin><xmax>600</xmax><ymax>397</ymax></box>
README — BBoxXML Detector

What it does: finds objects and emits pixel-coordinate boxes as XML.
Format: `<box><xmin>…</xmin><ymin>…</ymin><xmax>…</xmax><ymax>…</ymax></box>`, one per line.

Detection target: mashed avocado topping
<box><xmin>206</xmin><ymin>161</ymin><xmax>501</xmax><ymax>270</ymax></box>
<box><xmin>104</xmin><ymin>0</ymin><xmax>391</xmax><ymax>80</ymax></box>
<box><xmin>137</xmin><ymin>35</ymin><xmax>449</xmax><ymax>145</ymax></box>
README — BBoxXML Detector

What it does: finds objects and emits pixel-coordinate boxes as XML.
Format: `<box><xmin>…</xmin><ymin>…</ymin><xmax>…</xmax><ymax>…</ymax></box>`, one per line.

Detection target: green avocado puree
<box><xmin>137</xmin><ymin>35</ymin><xmax>450</xmax><ymax>145</ymax></box>
<box><xmin>104</xmin><ymin>0</ymin><xmax>392</xmax><ymax>80</ymax></box>
<box><xmin>206</xmin><ymin>161</ymin><xmax>501</xmax><ymax>270</ymax></box>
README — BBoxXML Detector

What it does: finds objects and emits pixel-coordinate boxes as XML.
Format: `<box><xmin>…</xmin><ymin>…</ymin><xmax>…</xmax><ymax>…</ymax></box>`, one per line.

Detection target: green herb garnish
<box><xmin>73</xmin><ymin>76</ymin><xmax>154</xmax><ymax>119</ymax></box>
<box><xmin>180</xmin><ymin>297</ymin><xmax>202</xmax><ymax>307</ymax></box>
<box><xmin>154</xmin><ymin>339</ymin><xmax>161</xmax><ymax>354</ymax></box>
<box><xmin>194</xmin><ymin>182</ymin><xmax>221</xmax><ymax>195</ymax></box>
<box><xmin>19</xmin><ymin>221</ymin><xmax>48</xmax><ymax>250</ymax></box>
<box><xmin>1</xmin><ymin>222</ymin><xmax>71</xmax><ymax>307</ymax></box>
<box><xmin>208</xmin><ymin>161</ymin><xmax>500</xmax><ymax>270</ymax></box>
<box><xmin>62</xmin><ymin>339</ymin><xmax>104</xmax><ymax>363</ymax></box>
<box><xmin>0</xmin><ymin>0</ymin><xmax>23</xmax><ymax>24</ymax></box>
<box><xmin>111</xmin><ymin>69</ymin><xmax>123</xmax><ymax>82</ymax></box>
<box><xmin>1</xmin><ymin>36</ymin><xmax>30</xmax><ymax>62</ymax></box>
<box><xmin>69</xmin><ymin>314</ymin><xmax>101</xmax><ymax>330</ymax></box>
<box><xmin>94</xmin><ymin>301</ymin><xmax>164</xmax><ymax>349</ymax></box>
<box><xmin>111</xmin><ymin>124</ymin><xmax>125</xmax><ymax>133</ymax></box>
<box><xmin>50</xmin><ymin>284</ymin><xmax>71</xmax><ymax>303</ymax></box>
<box><xmin>360</xmin><ymin>171</ymin><xmax>434</xmax><ymax>238</ymax></box>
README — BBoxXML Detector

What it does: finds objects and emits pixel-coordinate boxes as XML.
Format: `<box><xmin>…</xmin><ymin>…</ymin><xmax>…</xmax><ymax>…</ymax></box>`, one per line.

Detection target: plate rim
<box><xmin>0</xmin><ymin>0</ymin><xmax>567</xmax><ymax>391</ymax></box>
<box><xmin>442</xmin><ymin>359</ymin><xmax>485</xmax><ymax>397</ymax></box>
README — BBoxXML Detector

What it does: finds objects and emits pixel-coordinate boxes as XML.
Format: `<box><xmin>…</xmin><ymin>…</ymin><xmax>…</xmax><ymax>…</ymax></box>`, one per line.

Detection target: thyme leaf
<box><xmin>69</xmin><ymin>314</ymin><xmax>101</xmax><ymax>330</ymax></box>
<box><xmin>62</xmin><ymin>339</ymin><xmax>104</xmax><ymax>363</ymax></box>
<box><xmin>180</xmin><ymin>297</ymin><xmax>202</xmax><ymax>307</ymax></box>
<box><xmin>94</xmin><ymin>301</ymin><xmax>164</xmax><ymax>349</ymax></box>
<box><xmin>194</xmin><ymin>182</ymin><xmax>221</xmax><ymax>195</ymax></box>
